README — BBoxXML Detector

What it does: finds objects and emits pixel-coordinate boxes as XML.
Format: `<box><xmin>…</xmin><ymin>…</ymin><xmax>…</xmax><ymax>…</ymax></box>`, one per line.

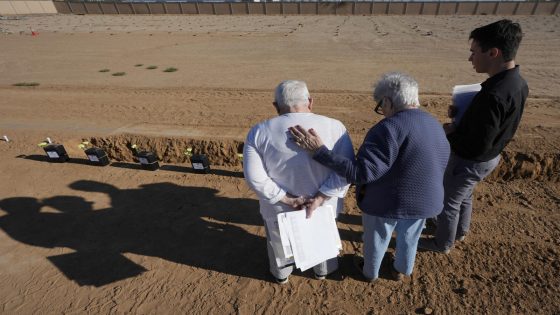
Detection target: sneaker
<box><xmin>274</xmin><ymin>276</ymin><xmax>289</xmax><ymax>285</ymax></box>
<box><xmin>418</xmin><ymin>238</ymin><xmax>451</xmax><ymax>254</ymax></box>
<box><xmin>456</xmin><ymin>235</ymin><xmax>466</xmax><ymax>242</ymax></box>
<box><xmin>352</xmin><ymin>255</ymin><xmax>376</xmax><ymax>283</ymax></box>
<box><xmin>314</xmin><ymin>273</ymin><xmax>327</xmax><ymax>280</ymax></box>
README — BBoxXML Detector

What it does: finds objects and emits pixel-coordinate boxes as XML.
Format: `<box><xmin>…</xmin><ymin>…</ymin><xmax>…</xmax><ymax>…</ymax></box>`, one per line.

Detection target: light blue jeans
<box><xmin>362</xmin><ymin>213</ymin><xmax>425</xmax><ymax>279</ymax></box>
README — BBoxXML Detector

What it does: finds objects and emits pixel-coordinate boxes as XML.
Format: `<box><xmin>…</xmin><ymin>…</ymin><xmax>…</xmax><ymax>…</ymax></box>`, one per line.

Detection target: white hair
<box><xmin>274</xmin><ymin>80</ymin><xmax>310</xmax><ymax>110</ymax></box>
<box><xmin>373</xmin><ymin>72</ymin><xmax>420</xmax><ymax>112</ymax></box>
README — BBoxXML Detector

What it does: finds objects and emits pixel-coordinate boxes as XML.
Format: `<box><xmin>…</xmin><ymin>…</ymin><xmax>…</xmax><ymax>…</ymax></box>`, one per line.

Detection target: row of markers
<box><xmin>34</xmin><ymin>137</ymin><xmax>214</xmax><ymax>173</ymax></box>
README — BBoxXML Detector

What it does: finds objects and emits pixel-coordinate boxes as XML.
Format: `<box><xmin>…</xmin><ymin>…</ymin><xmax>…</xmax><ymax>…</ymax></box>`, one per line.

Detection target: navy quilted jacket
<box><xmin>313</xmin><ymin>109</ymin><xmax>450</xmax><ymax>219</ymax></box>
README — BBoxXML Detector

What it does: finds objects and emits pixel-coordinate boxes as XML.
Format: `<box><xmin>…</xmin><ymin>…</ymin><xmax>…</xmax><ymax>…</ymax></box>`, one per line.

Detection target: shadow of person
<box><xmin>0</xmin><ymin>196</ymin><xmax>149</xmax><ymax>286</ymax></box>
<box><xmin>337</xmin><ymin>212</ymin><xmax>363</xmax><ymax>244</ymax></box>
<box><xmin>0</xmin><ymin>181</ymin><xmax>266</xmax><ymax>287</ymax></box>
<box><xmin>0</xmin><ymin>197</ymin><xmax>51</xmax><ymax>246</ymax></box>
<box><xmin>337</xmin><ymin>212</ymin><xmax>361</xmax><ymax>226</ymax></box>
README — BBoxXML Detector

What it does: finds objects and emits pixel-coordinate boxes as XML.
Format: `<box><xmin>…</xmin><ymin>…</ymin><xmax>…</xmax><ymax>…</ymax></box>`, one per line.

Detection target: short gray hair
<box><xmin>373</xmin><ymin>72</ymin><xmax>420</xmax><ymax>112</ymax></box>
<box><xmin>274</xmin><ymin>80</ymin><xmax>310</xmax><ymax>110</ymax></box>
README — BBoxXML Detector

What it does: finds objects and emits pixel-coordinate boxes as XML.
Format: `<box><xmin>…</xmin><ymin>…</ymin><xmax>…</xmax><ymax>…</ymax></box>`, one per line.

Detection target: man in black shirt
<box><xmin>419</xmin><ymin>19</ymin><xmax>528</xmax><ymax>253</ymax></box>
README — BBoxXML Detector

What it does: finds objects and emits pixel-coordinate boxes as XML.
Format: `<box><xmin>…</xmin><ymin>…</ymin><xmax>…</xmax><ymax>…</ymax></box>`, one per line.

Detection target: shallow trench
<box><xmin>88</xmin><ymin>135</ymin><xmax>559</xmax><ymax>182</ymax></box>
<box><xmin>89</xmin><ymin>135</ymin><xmax>244</xmax><ymax>167</ymax></box>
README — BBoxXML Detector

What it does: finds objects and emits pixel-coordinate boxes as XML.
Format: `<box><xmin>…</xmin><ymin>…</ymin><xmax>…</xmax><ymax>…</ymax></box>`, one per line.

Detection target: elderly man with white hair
<box><xmin>243</xmin><ymin>80</ymin><xmax>354</xmax><ymax>284</ymax></box>
<box><xmin>290</xmin><ymin>72</ymin><xmax>450</xmax><ymax>281</ymax></box>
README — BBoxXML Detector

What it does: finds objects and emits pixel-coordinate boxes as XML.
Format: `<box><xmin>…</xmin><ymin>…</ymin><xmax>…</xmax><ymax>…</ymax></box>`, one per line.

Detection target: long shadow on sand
<box><xmin>19</xmin><ymin>154</ymin><xmax>96</xmax><ymax>166</ymax></box>
<box><xmin>0</xmin><ymin>180</ymin><xmax>266</xmax><ymax>286</ymax></box>
<box><xmin>20</xmin><ymin>155</ymin><xmax>244</xmax><ymax>178</ymax></box>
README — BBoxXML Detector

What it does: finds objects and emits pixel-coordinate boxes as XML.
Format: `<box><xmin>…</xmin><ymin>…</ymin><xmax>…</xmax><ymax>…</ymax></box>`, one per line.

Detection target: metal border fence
<box><xmin>51</xmin><ymin>1</ymin><xmax>560</xmax><ymax>15</ymax></box>
<box><xmin>0</xmin><ymin>1</ymin><xmax>58</xmax><ymax>15</ymax></box>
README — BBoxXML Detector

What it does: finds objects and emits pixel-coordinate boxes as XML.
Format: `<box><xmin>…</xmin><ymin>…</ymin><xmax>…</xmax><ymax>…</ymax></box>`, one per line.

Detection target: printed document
<box><xmin>277</xmin><ymin>205</ymin><xmax>342</xmax><ymax>271</ymax></box>
<box><xmin>452</xmin><ymin>83</ymin><xmax>481</xmax><ymax>125</ymax></box>
<box><xmin>265</xmin><ymin>219</ymin><xmax>295</xmax><ymax>268</ymax></box>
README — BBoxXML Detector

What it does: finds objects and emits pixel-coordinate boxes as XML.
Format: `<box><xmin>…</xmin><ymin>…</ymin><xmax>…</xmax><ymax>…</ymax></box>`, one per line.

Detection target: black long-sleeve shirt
<box><xmin>448</xmin><ymin>66</ymin><xmax>528</xmax><ymax>162</ymax></box>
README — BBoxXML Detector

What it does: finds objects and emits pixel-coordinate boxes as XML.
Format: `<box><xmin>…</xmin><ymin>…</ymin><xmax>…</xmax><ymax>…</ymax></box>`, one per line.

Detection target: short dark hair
<box><xmin>469</xmin><ymin>19</ymin><xmax>523</xmax><ymax>62</ymax></box>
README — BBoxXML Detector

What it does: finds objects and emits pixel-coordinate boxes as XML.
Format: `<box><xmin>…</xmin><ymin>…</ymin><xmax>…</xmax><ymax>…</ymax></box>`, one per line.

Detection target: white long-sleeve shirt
<box><xmin>243</xmin><ymin>112</ymin><xmax>354</xmax><ymax>221</ymax></box>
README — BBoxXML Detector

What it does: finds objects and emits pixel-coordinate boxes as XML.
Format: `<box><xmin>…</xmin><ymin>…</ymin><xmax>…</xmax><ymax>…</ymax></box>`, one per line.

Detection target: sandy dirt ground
<box><xmin>0</xmin><ymin>14</ymin><xmax>559</xmax><ymax>314</ymax></box>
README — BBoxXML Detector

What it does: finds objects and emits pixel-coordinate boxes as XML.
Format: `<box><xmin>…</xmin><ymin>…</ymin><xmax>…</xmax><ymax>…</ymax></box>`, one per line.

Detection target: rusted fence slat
<box><xmin>532</xmin><ymin>1</ymin><xmax>538</xmax><ymax>14</ymax></box>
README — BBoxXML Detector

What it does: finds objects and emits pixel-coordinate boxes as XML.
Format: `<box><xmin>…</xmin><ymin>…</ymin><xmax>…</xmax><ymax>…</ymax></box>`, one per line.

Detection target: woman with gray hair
<box><xmin>289</xmin><ymin>72</ymin><xmax>450</xmax><ymax>281</ymax></box>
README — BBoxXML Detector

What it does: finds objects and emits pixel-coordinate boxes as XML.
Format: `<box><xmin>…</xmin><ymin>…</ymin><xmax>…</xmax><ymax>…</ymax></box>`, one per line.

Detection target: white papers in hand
<box><xmin>452</xmin><ymin>83</ymin><xmax>481</xmax><ymax>125</ymax></box>
<box><xmin>277</xmin><ymin>205</ymin><xmax>342</xmax><ymax>271</ymax></box>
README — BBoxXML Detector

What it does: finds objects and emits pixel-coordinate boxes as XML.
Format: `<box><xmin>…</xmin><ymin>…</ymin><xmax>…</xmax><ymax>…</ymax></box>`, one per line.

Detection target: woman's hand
<box><xmin>288</xmin><ymin>125</ymin><xmax>324</xmax><ymax>152</ymax></box>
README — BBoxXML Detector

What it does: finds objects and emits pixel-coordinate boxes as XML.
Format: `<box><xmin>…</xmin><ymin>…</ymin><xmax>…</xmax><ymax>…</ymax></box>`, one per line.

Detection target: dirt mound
<box><xmin>89</xmin><ymin>135</ymin><xmax>559</xmax><ymax>182</ymax></box>
<box><xmin>491</xmin><ymin>150</ymin><xmax>560</xmax><ymax>182</ymax></box>
<box><xmin>89</xmin><ymin>134</ymin><xmax>244</xmax><ymax>167</ymax></box>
